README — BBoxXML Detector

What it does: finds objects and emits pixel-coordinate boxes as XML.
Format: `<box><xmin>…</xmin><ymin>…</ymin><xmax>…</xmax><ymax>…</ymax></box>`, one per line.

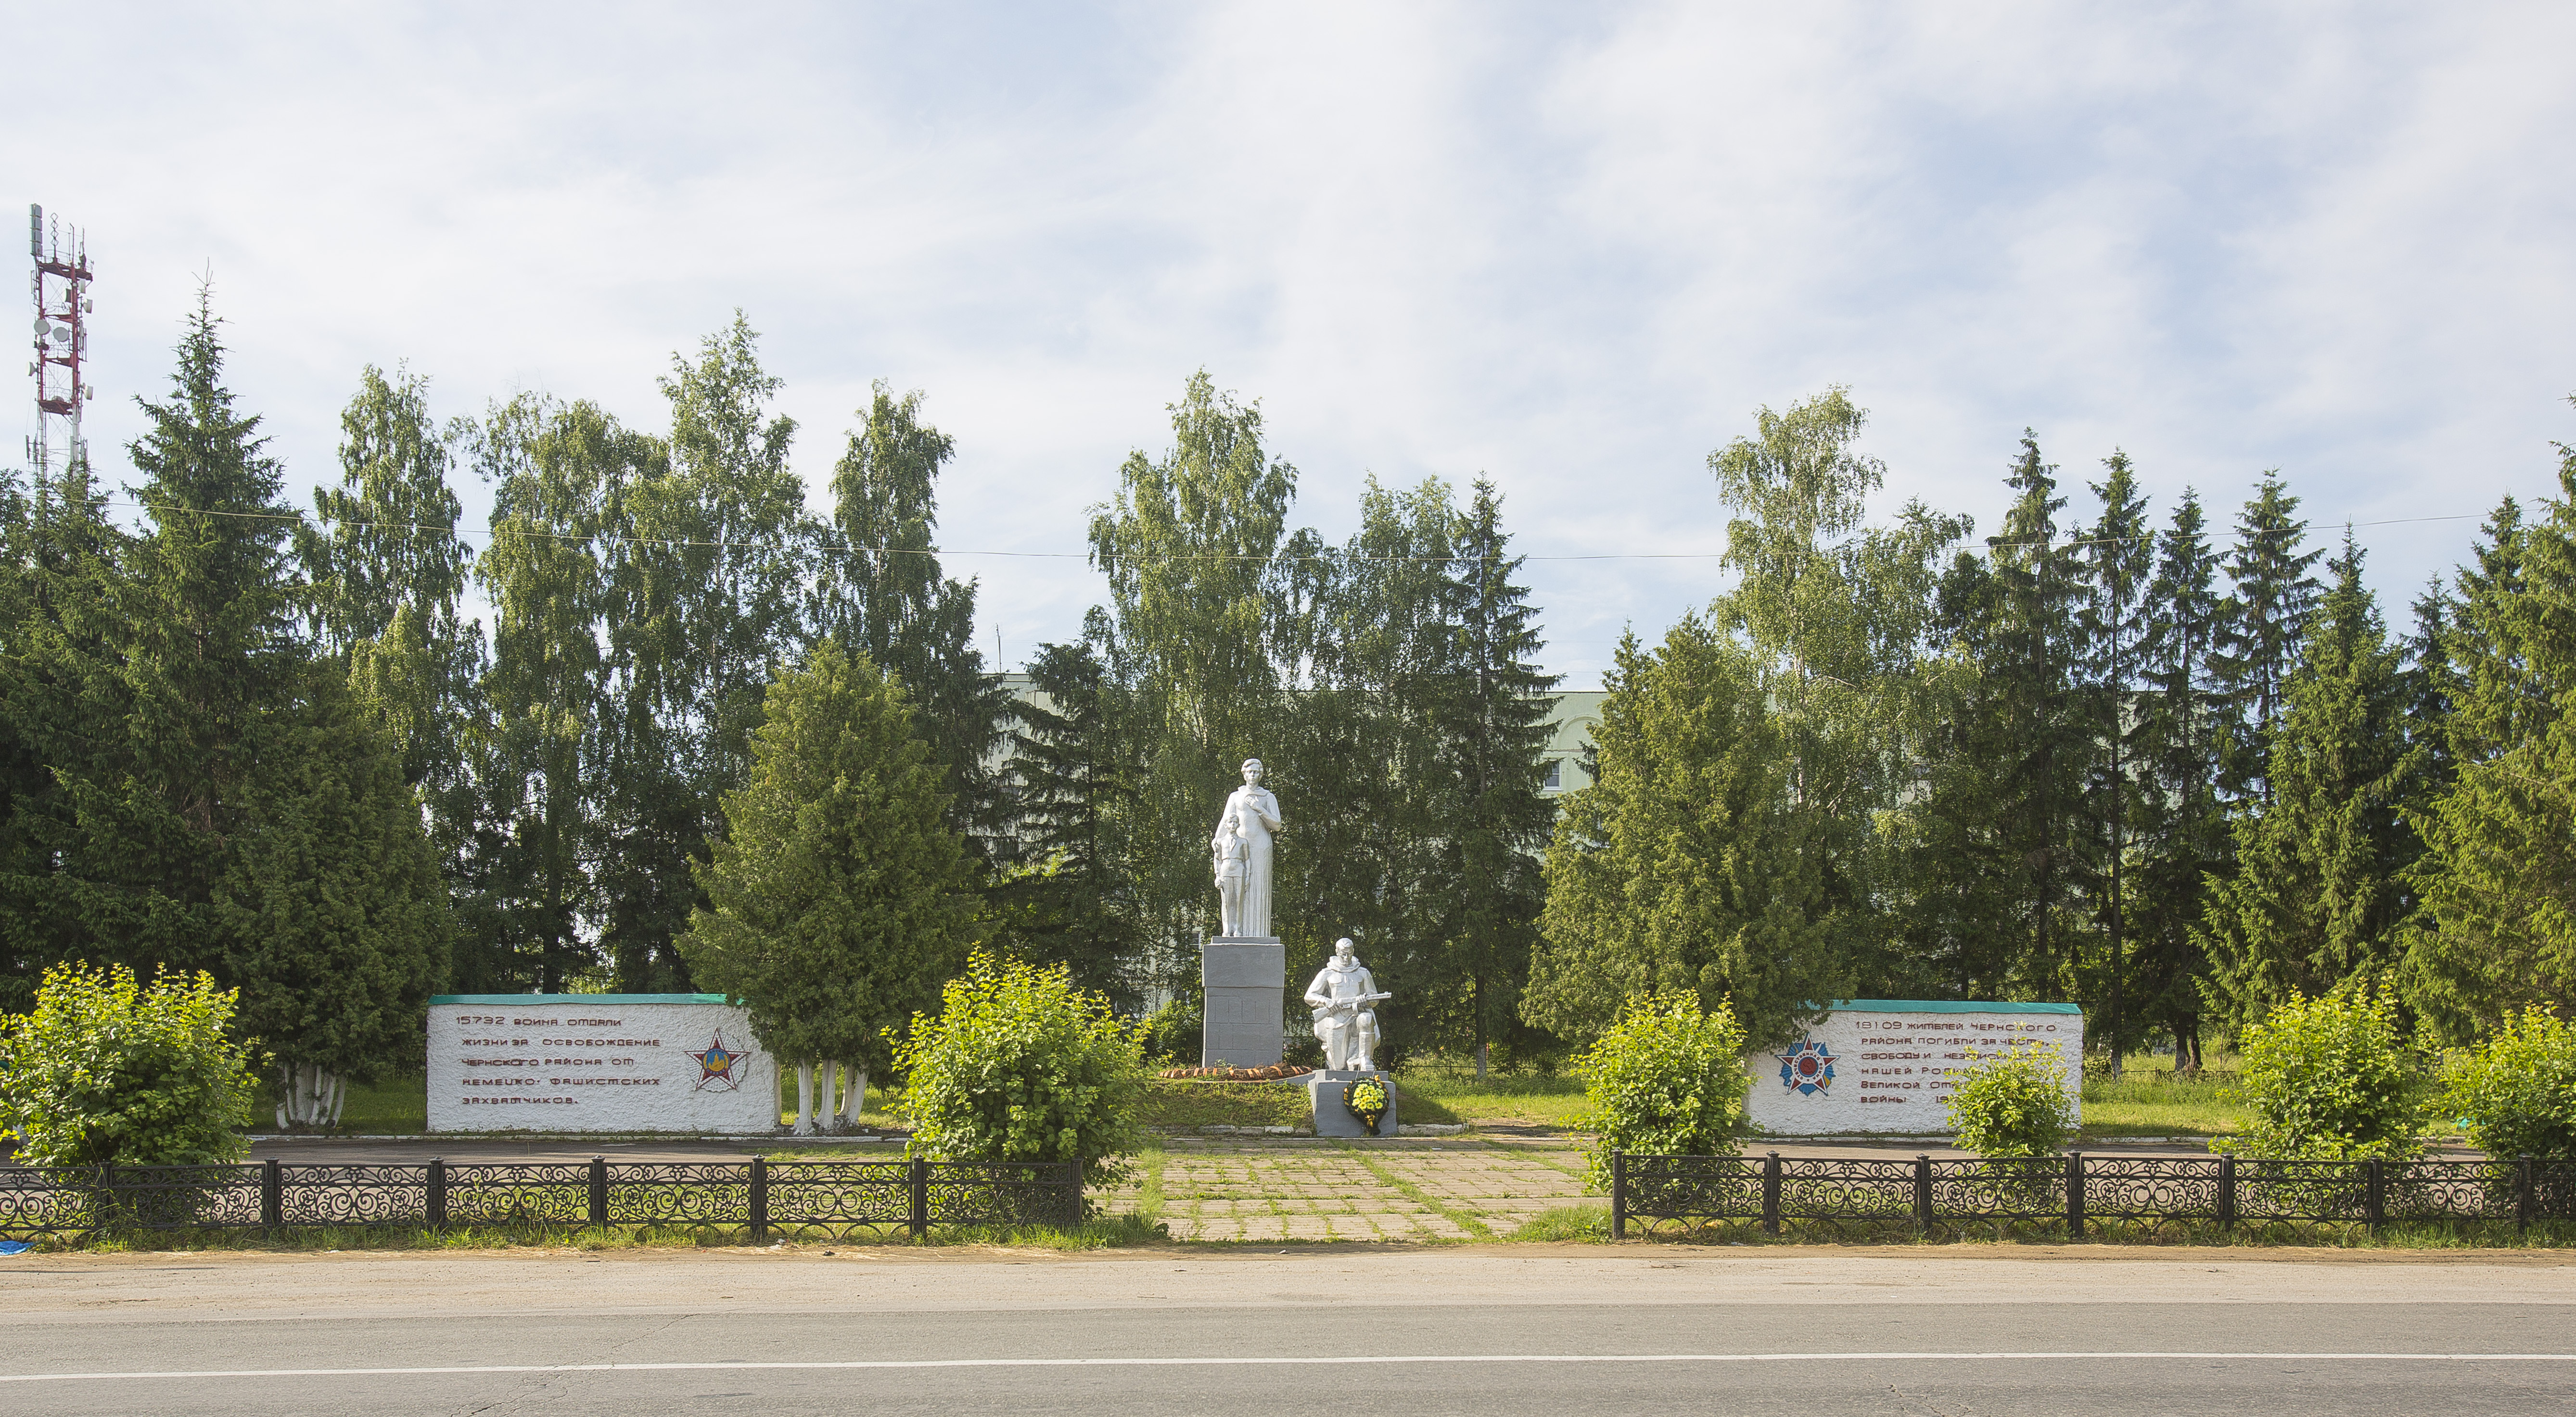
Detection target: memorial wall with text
<box><xmin>1742</xmin><ymin>999</ymin><xmax>2084</xmax><ymax>1136</ymax></box>
<box><xmin>426</xmin><ymin>994</ymin><xmax>780</xmax><ymax>1134</ymax></box>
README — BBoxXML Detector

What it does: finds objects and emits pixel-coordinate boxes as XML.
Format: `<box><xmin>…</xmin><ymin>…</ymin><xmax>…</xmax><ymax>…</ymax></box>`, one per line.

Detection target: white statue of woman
<box><xmin>1211</xmin><ymin>758</ymin><xmax>1283</xmax><ymax>937</ymax></box>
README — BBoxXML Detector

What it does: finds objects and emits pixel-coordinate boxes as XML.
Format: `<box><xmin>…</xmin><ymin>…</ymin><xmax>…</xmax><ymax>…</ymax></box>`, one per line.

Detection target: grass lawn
<box><xmin>2079</xmin><ymin>1069</ymin><xmax>2246</xmax><ymax>1138</ymax></box>
<box><xmin>1393</xmin><ymin>1069</ymin><xmax>1588</xmax><ymax>1128</ymax></box>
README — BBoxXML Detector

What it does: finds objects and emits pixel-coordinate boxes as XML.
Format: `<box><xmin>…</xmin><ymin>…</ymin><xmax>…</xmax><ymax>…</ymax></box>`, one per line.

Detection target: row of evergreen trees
<box><xmin>0</xmin><ymin>301</ymin><xmax>1565</xmax><ymax>1098</ymax></box>
<box><xmin>1529</xmin><ymin>388</ymin><xmax>2576</xmax><ymax>1059</ymax></box>
<box><xmin>7</xmin><ymin>292</ymin><xmax>2565</xmax><ymax>1099</ymax></box>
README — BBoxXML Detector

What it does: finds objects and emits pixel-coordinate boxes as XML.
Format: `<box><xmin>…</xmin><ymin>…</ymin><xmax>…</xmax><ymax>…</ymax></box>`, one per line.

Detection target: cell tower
<box><xmin>27</xmin><ymin>202</ymin><xmax>95</xmax><ymax>480</ymax></box>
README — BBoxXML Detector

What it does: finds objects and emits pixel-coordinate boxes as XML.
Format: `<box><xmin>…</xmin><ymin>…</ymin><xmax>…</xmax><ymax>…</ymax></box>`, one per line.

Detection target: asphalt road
<box><xmin>4</xmin><ymin>1245</ymin><xmax>2572</xmax><ymax>1415</ymax></box>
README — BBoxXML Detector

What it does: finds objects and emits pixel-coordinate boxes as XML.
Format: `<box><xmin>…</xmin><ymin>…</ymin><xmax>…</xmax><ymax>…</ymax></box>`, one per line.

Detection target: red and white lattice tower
<box><xmin>27</xmin><ymin>203</ymin><xmax>95</xmax><ymax>480</ymax></box>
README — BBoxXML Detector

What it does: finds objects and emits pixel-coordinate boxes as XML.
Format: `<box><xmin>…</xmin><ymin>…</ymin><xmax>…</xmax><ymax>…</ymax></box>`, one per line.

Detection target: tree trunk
<box><xmin>794</xmin><ymin>1061</ymin><xmax>816</xmax><ymax>1136</ymax></box>
<box><xmin>840</xmin><ymin>1066</ymin><xmax>867</xmax><ymax>1129</ymax></box>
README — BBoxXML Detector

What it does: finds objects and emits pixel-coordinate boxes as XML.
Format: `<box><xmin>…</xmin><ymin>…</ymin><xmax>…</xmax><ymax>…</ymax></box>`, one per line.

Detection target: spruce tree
<box><xmin>2198</xmin><ymin>535</ymin><xmax>2418</xmax><ymax>1027</ymax></box>
<box><xmin>682</xmin><ymin>642</ymin><xmax>972</xmax><ymax>1134</ymax></box>
<box><xmin>995</xmin><ymin>631</ymin><xmax>1142</xmax><ymax>1001</ymax></box>
<box><xmin>2212</xmin><ymin>474</ymin><xmax>2325</xmax><ymax>803</ymax></box>
<box><xmin>2128</xmin><ymin>490</ymin><xmax>2228</xmax><ymax>1069</ymax></box>
<box><xmin>1985</xmin><ymin>432</ymin><xmax>2091</xmax><ymax>998</ymax></box>
<box><xmin>2079</xmin><ymin>452</ymin><xmax>2154</xmax><ymax>1063</ymax></box>
<box><xmin>1424</xmin><ymin>481</ymin><xmax>1559</xmax><ymax>1075</ymax></box>
<box><xmin>2407</xmin><ymin>460</ymin><xmax>2576</xmax><ymax>1035</ymax></box>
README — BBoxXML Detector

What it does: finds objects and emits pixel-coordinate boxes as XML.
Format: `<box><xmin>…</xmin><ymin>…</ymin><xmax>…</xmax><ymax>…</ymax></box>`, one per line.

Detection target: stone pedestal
<box><xmin>1309</xmin><ymin>1069</ymin><xmax>1399</xmax><ymax>1138</ymax></box>
<box><xmin>1200</xmin><ymin>937</ymin><xmax>1285</xmax><ymax>1068</ymax></box>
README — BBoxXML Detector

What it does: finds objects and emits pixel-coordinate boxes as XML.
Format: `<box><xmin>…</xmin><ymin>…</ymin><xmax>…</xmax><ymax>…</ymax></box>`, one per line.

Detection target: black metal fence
<box><xmin>0</xmin><ymin>1156</ymin><xmax>1082</xmax><ymax>1242</ymax></box>
<box><xmin>1611</xmin><ymin>1151</ymin><xmax>2576</xmax><ymax>1241</ymax></box>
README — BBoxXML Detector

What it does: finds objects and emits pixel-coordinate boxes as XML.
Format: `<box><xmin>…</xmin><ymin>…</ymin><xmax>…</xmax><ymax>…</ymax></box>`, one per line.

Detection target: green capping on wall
<box><xmin>429</xmin><ymin>994</ymin><xmax>732</xmax><ymax>1005</ymax></box>
<box><xmin>1815</xmin><ymin>999</ymin><xmax>2084</xmax><ymax>1014</ymax></box>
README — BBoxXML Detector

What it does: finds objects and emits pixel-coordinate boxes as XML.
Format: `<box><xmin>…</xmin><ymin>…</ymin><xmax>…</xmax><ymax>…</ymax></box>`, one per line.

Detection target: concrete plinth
<box><xmin>1309</xmin><ymin>1069</ymin><xmax>1399</xmax><ymax>1137</ymax></box>
<box><xmin>1200</xmin><ymin>937</ymin><xmax>1285</xmax><ymax>1068</ymax></box>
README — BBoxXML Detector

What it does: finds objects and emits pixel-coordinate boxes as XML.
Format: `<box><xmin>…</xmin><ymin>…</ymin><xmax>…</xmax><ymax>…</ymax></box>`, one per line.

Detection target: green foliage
<box><xmin>2225</xmin><ymin>983</ymin><xmax>2429</xmax><ymax>1161</ymax></box>
<box><xmin>1526</xmin><ymin>620</ymin><xmax>1849</xmax><ymax>1049</ymax></box>
<box><xmin>2199</xmin><ymin>539</ymin><xmax>2420</xmax><ymax>1032</ymax></box>
<box><xmin>0</xmin><ymin>963</ymin><xmax>259</xmax><ymax>1166</ymax></box>
<box><xmin>891</xmin><ymin>951</ymin><xmax>1150</xmax><ymax>1189</ymax></box>
<box><xmin>682</xmin><ymin>641</ymin><xmax>972</xmax><ymax>1074</ymax></box>
<box><xmin>2406</xmin><ymin>442</ymin><xmax>2576</xmax><ymax>1037</ymax></box>
<box><xmin>1137</xmin><ymin>993</ymin><xmax>1201</xmax><ymax>1065</ymax></box>
<box><xmin>2442</xmin><ymin>1008</ymin><xmax>2576</xmax><ymax>1161</ymax></box>
<box><xmin>817</xmin><ymin>379</ymin><xmax>1010</xmax><ymax>855</ymax></box>
<box><xmin>1570</xmin><ymin>991</ymin><xmax>1749</xmax><ymax>1191</ymax></box>
<box><xmin>1941</xmin><ymin>1040</ymin><xmax>2078</xmax><ymax>1158</ymax></box>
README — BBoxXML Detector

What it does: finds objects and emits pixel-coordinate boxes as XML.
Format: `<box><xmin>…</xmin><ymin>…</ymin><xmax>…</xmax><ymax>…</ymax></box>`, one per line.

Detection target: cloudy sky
<box><xmin>10</xmin><ymin>2</ymin><xmax>2571</xmax><ymax>686</ymax></box>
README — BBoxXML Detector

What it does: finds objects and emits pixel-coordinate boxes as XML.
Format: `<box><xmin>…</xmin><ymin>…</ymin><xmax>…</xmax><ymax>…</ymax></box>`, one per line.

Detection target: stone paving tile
<box><xmin>1107</xmin><ymin>1138</ymin><xmax>1600</xmax><ymax>1241</ymax></box>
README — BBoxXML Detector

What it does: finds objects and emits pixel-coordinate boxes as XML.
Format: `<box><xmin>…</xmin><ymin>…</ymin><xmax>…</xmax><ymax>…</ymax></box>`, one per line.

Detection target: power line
<box><xmin>87</xmin><ymin>500</ymin><xmax>2506</xmax><ymax>566</ymax></box>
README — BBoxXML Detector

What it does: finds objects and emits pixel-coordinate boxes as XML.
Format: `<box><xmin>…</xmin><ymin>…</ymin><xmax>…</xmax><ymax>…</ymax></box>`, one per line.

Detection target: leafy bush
<box><xmin>1942</xmin><ymin>1041</ymin><xmax>2078</xmax><ymax>1158</ymax></box>
<box><xmin>1138</xmin><ymin>993</ymin><xmax>1201</xmax><ymax>1066</ymax></box>
<box><xmin>2225</xmin><ymin>983</ymin><xmax>2429</xmax><ymax>1161</ymax></box>
<box><xmin>0</xmin><ymin>963</ymin><xmax>260</xmax><ymax>1167</ymax></box>
<box><xmin>2443</xmin><ymin>1007</ymin><xmax>2576</xmax><ymax>1161</ymax></box>
<box><xmin>891</xmin><ymin>951</ymin><xmax>1149</xmax><ymax>1189</ymax></box>
<box><xmin>1571</xmin><ymin>991</ymin><xmax>1748</xmax><ymax>1191</ymax></box>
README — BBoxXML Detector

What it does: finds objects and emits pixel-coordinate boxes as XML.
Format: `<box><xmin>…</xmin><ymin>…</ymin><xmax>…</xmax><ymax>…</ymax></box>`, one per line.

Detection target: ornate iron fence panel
<box><xmin>280</xmin><ymin>1164</ymin><xmax>430</xmax><ymax>1227</ymax></box>
<box><xmin>931</xmin><ymin>1162</ymin><xmax>1084</xmax><ymax>1229</ymax></box>
<box><xmin>604</xmin><ymin>1162</ymin><xmax>752</xmax><ymax>1229</ymax></box>
<box><xmin>96</xmin><ymin>1165</ymin><xmax>266</xmax><ymax>1230</ymax></box>
<box><xmin>1927</xmin><ymin>1159</ymin><xmax>2064</xmax><ymax>1222</ymax></box>
<box><xmin>2072</xmin><ymin>1156</ymin><xmax>2216</xmax><ymax>1221</ymax></box>
<box><xmin>438</xmin><ymin>1163</ymin><xmax>594</xmax><ymax>1228</ymax></box>
<box><xmin>1778</xmin><ymin>1158</ymin><xmax>1915</xmax><ymax>1223</ymax></box>
<box><xmin>765</xmin><ymin>1159</ymin><xmax>912</xmax><ymax>1239</ymax></box>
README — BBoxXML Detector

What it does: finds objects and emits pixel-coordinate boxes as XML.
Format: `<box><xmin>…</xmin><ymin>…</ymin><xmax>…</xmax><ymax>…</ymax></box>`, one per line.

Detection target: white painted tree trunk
<box><xmin>278</xmin><ymin>1063</ymin><xmax>347</xmax><ymax>1129</ymax></box>
<box><xmin>816</xmin><ymin>1061</ymin><xmax>840</xmax><ymax>1134</ymax></box>
<box><xmin>839</xmin><ymin>1065</ymin><xmax>867</xmax><ymax>1129</ymax></box>
<box><xmin>794</xmin><ymin>1061</ymin><xmax>816</xmax><ymax>1136</ymax></box>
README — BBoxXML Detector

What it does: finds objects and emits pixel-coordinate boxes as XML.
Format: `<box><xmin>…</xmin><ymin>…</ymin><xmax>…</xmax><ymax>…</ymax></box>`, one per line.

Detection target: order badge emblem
<box><xmin>691</xmin><ymin>1033</ymin><xmax>749</xmax><ymax>1092</ymax></box>
<box><xmin>1777</xmin><ymin>1039</ymin><xmax>1835</xmax><ymax>1096</ymax></box>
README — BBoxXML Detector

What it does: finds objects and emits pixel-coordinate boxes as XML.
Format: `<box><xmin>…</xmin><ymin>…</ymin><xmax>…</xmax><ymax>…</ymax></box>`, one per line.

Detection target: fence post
<box><xmin>908</xmin><ymin>1158</ymin><xmax>930</xmax><ymax>1240</ymax></box>
<box><xmin>1761</xmin><ymin>1151</ymin><xmax>1781</xmax><ymax>1237</ymax></box>
<box><xmin>426</xmin><ymin>1158</ymin><xmax>446</xmax><ymax>1230</ymax></box>
<box><xmin>1609</xmin><ymin>1151</ymin><xmax>1626</xmax><ymax>1241</ymax></box>
<box><xmin>2218</xmin><ymin>1153</ymin><xmax>2236</xmax><ymax>1231</ymax></box>
<box><xmin>2066</xmin><ymin>1152</ymin><xmax>2085</xmax><ymax>1239</ymax></box>
<box><xmin>2518</xmin><ymin>1156</ymin><xmax>2534</xmax><ymax>1237</ymax></box>
<box><xmin>2365</xmin><ymin>1158</ymin><xmax>2385</xmax><ymax>1233</ymax></box>
<box><xmin>261</xmin><ymin>1159</ymin><xmax>282</xmax><ymax>1234</ymax></box>
<box><xmin>748</xmin><ymin>1156</ymin><xmax>769</xmax><ymax>1243</ymax></box>
<box><xmin>1912</xmin><ymin>1155</ymin><xmax>1932</xmax><ymax>1233</ymax></box>
<box><xmin>587</xmin><ymin>1156</ymin><xmax>609</xmax><ymax>1230</ymax></box>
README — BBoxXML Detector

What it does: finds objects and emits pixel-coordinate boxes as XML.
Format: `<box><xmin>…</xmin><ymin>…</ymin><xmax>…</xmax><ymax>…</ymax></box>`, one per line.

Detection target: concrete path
<box><xmin>2</xmin><ymin>1246</ymin><xmax>2569</xmax><ymax>1415</ymax></box>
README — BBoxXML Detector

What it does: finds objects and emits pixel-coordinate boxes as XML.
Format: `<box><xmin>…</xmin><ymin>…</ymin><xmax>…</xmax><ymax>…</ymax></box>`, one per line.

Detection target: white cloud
<box><xmin>9</xmin><ymin>0</ymin><xmax>2571</xmax><ymax>685</ymax></box>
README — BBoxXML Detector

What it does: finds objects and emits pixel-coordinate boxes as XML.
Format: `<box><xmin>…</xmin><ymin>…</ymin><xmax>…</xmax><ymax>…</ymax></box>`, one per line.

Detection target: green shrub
<box><xmin>1139</xmin><ymin>993</ymin><xmax>1201</xmax><ymax>1066</ymax></box>
<box><xmin>1942</xmin><ymin>1040</ymin><xmax>2078</xmax><ymax>1158</ymax></box>
<box><xmin>1571</xmin><ymin>991</ymin><xmax>1748</xmax><ymax>1191</ymax></box>
<box><xmin>0</xmin><ymin>963</ymin><xmax>260</xmax><ymax>1167</ymax></box>
<box><xmin>2225</xmin><ymin>983</ymin><xmax>2429</xmax><ymax>1161</ymax></box>
<box><xmin>2443</xmin><ymin>1007</ymin><xmax>2576</xmax><ymax>1161</ymax></box>
<box><xmin>891</xmin><ymin>951</ymin><xmax>1149</xmax><ymax>1189</ymax></box>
